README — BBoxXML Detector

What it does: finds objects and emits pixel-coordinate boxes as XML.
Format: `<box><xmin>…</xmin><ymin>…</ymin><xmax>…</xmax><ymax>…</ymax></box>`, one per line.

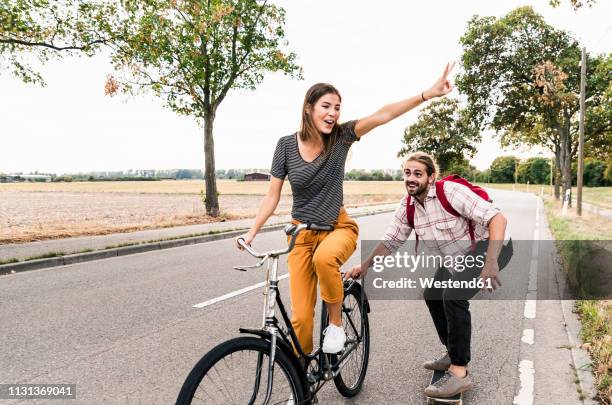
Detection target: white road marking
<box><xmin>513</xmin><ymin>359</ymin><xmax>535</xmax><ymax>405</ymax></box>
<box><xmin>524</xmin><ymin>297</ymin><xmax>537</xmax><ymax>319</ymax></box>
<box><xmin>193</xmin><ymin>274</ymin><xmax>290</xmax><ymax>309</ymax></box>
<box><xmin>521</xmin><ymin>329</ymin><xmax>535</xmax><ymax>345</ymax></box>
<box><xmin>514</xmin><ymin>198</ymin><xmax>542</xmax><ymax>405</ymax></box>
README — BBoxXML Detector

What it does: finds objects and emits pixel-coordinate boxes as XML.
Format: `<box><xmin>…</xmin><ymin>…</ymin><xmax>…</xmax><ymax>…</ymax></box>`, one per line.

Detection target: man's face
<box><xmin>403</xmin><ymin>160</ymin><xmax>435</xmax><ymax>196</ymax></box>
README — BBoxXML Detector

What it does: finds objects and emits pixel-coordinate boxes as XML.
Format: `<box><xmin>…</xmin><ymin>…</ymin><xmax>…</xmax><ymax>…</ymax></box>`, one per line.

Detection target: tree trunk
<box><xmin>203</xmin><ymin>111</ymin><xmax>220</xmax><ymax>217</ymax></box>
<box><xmin>554</xmin><ymin>149</ymin><xmax>561</xmax><ymax>200</ymax></box>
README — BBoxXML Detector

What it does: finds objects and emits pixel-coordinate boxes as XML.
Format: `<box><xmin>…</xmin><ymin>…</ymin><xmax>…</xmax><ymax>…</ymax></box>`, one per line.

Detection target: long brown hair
<box><xmin>299</xmin><ymin>83</ymin><xmax>342</xmax><ymax>155</ymax></box>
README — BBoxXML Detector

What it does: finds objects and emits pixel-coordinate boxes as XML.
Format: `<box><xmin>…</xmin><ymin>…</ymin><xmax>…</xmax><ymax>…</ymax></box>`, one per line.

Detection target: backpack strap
<box><xmin>435</xmin><ymin>181</ymin><xmax>476</xmax><ymax>251</ymax></box>
<box><xmin>405</xmin><ymin>195</ymin><xmax>418</xmax><ymax>253</ymax></box>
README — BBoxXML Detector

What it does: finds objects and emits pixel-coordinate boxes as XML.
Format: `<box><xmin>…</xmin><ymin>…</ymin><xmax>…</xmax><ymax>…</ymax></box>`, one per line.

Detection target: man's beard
<box><xmin>405</xmin><ymin>181</ymin><xmax>428</xmax><ymax>196</ymax></box>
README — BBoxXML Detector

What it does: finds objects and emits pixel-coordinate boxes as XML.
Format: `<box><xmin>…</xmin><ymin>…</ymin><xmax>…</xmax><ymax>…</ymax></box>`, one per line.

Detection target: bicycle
<box><xmin>176</xmin><ymin>222</ymin><xmax>371</xmax><ymax>404</ymax></box>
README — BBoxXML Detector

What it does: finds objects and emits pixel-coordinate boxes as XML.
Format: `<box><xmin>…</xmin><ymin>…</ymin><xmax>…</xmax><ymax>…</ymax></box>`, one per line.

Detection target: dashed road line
<box><xmin>513</xmin><ymin>197</ymin><xmax>541</xmax><ymax>405</ymax></box>
<box><xmin>193</xmin><ymin>274</ymin><xmax>289</xmax><ymax>309</ymax></box>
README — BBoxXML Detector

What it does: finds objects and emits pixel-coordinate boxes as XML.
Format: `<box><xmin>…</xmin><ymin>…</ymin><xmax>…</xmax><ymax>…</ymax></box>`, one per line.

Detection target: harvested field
<box><xmin>0</xmin><ymin>181</ymin><xmax>404</xmax><ymax>243</ymax></box>
<box><xmin>0</xmin><ymin>179</ymin><xmax>407</xmax><ymax>196</ymax></box>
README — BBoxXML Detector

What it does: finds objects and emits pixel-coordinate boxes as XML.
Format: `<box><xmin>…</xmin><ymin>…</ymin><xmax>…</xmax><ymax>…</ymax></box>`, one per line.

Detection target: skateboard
<box><xmin>425</xmin><ymin>370</ymin><xmax>462</xmax><ymax>405</ymax></box>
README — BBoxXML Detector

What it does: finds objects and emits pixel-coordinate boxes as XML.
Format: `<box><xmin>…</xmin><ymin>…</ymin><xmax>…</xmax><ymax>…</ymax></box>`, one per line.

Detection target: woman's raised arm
<box><xmin>354</xmin><ymin>62</ymin><xmax>455</xmax><ymax>138</ymax></box>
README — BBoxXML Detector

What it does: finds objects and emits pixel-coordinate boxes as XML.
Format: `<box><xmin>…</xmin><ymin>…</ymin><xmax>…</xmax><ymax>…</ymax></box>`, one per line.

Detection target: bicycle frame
<box><xmin>236</xmin><ymin>229</ymin><xmax>368</xmax><ymax>404</ymax></box>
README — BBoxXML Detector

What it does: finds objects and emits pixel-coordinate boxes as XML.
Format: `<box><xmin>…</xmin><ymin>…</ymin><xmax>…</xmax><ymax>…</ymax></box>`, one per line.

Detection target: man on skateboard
<box><xmin>345</xmin><ymin>151</ymin><xmax>509</xmax><ymax>399</ymax></box>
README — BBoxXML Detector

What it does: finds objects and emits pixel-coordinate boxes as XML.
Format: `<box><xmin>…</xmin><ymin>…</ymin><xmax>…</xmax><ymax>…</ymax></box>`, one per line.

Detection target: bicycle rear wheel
<box><xmin>176</xmin><ymin>336</ymin><xmax>306</xmax><ymax>405</ymax></box>
<box><xmin>323</xmin><ymin>282</ymin><xmax>370</xmax><ymax>397</ymax></box>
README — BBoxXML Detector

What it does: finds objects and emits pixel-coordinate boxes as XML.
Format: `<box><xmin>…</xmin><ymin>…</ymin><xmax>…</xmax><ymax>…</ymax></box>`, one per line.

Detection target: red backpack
<box><xmin>406</xmin><ymin>175</ymin><xmax>491</xmax><ymax>251</ymax></box>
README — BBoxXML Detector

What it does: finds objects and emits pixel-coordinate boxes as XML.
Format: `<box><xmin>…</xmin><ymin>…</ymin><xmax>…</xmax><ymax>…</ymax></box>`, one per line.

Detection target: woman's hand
<box><xmin>236</xmin><ymin>231</ymin><xmax>255</xmax><ymax>250</ymax></box>
<box><xmin>423</xmin><ymin>62</ymin><xmax>455</xmax><ymax>100</ymax></box>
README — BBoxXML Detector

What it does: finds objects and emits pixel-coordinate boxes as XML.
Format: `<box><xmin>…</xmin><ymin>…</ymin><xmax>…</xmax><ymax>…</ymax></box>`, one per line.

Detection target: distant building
<box><xmin>244</xmin><ymin>172</ymin><xmax>270</xmax><ymax>181</ymax></box>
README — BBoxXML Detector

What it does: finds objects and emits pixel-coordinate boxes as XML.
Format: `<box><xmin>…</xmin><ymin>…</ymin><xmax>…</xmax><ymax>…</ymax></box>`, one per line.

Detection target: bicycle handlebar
<box><xmin>237</xmin><ymin>221</ymin><xmax>334</xmax><ymax>261</ymax></box>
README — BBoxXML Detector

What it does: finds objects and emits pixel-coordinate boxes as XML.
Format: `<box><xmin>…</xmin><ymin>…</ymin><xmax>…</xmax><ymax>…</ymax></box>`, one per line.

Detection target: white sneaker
<box><xmin>322</xmin><ymin>324</ymin><xmax>346</xmax><ymax>353</ymax></box>
<box><xmin>286</xmin><ymin>393</ymin><xmax>294</xmax><ymax>405</ymax></box>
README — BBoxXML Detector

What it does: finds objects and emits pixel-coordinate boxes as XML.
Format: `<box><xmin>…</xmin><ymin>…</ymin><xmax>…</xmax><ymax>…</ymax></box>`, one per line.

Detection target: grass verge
<box><xmin>543</xmin><ymin>196</ymin><xmax>611</xmax><ymax>404</ymax></box>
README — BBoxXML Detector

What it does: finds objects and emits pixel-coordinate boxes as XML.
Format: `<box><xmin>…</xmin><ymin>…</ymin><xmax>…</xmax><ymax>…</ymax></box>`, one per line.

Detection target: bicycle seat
<box><xmin>284</xmin><ymin>222</ymin><xmax>334</xmax><ymax>235</ymax></box>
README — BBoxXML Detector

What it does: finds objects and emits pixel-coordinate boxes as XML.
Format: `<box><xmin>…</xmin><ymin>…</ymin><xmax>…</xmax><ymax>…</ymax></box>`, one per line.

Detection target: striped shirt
<box><xmin>270</xmin><ymin>121</ymin><xmax>358</xmax><ymax>224</ymax></box>
<box><xmin>382</xmin><ymin>181</ymin><xmax>500</xmax><ymax>257</ymax></box>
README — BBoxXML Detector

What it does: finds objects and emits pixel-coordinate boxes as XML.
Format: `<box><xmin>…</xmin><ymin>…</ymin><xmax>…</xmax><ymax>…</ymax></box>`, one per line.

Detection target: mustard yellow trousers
<box><xmin>287</xmin><ymin>208</ymin><xmax>359</xmax><ymax>354</ymax></box>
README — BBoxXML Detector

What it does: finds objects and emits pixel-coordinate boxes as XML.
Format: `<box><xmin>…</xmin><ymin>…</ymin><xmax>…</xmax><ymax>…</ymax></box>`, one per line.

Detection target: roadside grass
<box><xmin>0</xmin><ymin>251</ymin><xmax>67</xmax><ymax>266</ymax></box>
<box><xmin>0</xmin><ymin>228</ymin><xmax>247</xmax><ymax>267</ymax></box>
<box><xmin>477</xmin><ymin>182</ymin><xmax>612</xmax><ymax>210</ymax></box>
<box><xmin>575</xmin><ymin>300</ymin><xmax>612</xmax><ymax>404</ymax></box>
<box><xmin>543</xmin><ymin>196</ymin><xmax>612</xmax><ymax>404</ymax></box>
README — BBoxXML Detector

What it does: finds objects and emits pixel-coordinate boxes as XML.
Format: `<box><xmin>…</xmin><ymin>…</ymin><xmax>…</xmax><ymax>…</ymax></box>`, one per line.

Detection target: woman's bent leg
<box><xmin>287</xmin><ymin>241</ymin><xmax>318</xmax><ymax>355</ymax></box>
<box><xmin>312</xmin><ymin>210</ymin><xmax>359</xmax><ymax>315</ymax></box>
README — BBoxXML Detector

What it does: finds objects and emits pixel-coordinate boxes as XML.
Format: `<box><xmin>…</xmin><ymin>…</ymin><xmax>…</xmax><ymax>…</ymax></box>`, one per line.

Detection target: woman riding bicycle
<box><xmin>237</xmin><ymin>63</ymin><xmax>455</xmax><ymax>357</ymax></box>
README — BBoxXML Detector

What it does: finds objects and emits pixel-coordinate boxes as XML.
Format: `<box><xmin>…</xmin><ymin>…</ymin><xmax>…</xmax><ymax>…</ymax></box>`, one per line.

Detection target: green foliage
<box><xmin>176</xmin><ymin>169</ymin><xmax>203</xmax><ymax>179</ymax></box>
<box><xmin>517</xmin><ymin>157</ymin><xmax>551</xmax><ymax>184</ymax></box>
<box><xmin>457</xmin><ymin>6</ymin><xmax>611</xmax><ymax>193</ymax></box>
<box><xmin>106</xmin><ymin>0</ymin><xmax>301</xmax><ymax>120</ymax></box>
<box><xmin>583</xmin><ymin>159</ymin><xmax>609</xmax><ymax>187</ymax></box>
<box><xmin>458</xmin><ymin>7</ymin><xmax>580</xmax><ymax>134</ymax></box>
<box><xmin>606</xmin><ymin>159</ymin><xmax>612</xmax><ymax>183</ymax></box>
<box><xmin>584</xmin><ymin>54</ymin><xmax>612</xmax><ymax>160</ymax></box>
<box><xmin>398</xmin><ymin>98</ymin><xmax>480</xmax><ymax>174</ymax></box>
<box><xmin>0</xmin><ymin>0</ymin><xmax>115</xmax><ymax>85</ymax></box>
<box><xmin>489</xmin><ymin>156</ymin><xmax>518</xmax><ymax>183</ymax></box>
<box><xmin>571</xmin><ymin>158</ymin><xmax>611</xmax><ymax>186</ymax></box>
<box><xmin>549</xmin><ymin>0</ymin><xmax>597</xmax><ymax>10</ymax></box>
<box><xmin>445</xmin><ymin>158</ymin><xmax>479</xmax><ymax>180</ymax></box>
<box><xmin>344</xmin><ymin>169</ymin><xmax>397</xmax><ymax>181</ymax></box>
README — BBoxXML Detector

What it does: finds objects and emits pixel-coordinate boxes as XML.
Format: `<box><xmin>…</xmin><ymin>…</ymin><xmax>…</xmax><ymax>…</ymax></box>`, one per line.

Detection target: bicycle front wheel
<box><xmin>176</xmin><ymin>336</ymin><xmax>306</xmax><ymax>405</ymax></box>
<box><xmin>325</xmin><ymin>282</ymin><xmax>370</xmax><ymax>397</ymax></box>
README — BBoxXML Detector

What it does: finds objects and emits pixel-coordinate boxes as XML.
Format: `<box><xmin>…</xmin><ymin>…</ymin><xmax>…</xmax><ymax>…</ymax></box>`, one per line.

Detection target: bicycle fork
<box><xmin>255</xmin><ymin>255</ymin><xmax>281</xmax><ymax>405</ymax></box>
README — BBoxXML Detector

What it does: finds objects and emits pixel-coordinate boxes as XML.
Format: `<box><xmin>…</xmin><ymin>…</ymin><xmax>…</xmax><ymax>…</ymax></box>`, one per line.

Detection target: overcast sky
<box><xmin>1</xmin><ymin>0</ymin><xmax>610</xmax><ymax>174</ymax></box>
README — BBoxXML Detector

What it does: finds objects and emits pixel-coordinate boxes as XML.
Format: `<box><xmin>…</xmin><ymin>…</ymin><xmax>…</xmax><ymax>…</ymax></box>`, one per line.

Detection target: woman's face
<box><xmin>308</xmin><ymin>93</ymin><xmax>341</xmax><ymax>135</ymax></box>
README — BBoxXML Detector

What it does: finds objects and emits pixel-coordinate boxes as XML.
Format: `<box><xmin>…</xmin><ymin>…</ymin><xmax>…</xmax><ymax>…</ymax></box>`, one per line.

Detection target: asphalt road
<box><xmin>0</xmin><ymin>189</ymin><xmax>585</xmax><ymax>404</ymax></box>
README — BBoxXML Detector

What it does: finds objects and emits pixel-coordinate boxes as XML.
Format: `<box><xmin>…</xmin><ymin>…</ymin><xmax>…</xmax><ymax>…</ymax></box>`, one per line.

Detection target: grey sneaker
<box><xmin>424</xmin><ymin>370</ymin><xmax>474</xmax><ymax>398</ymax></box>
<box><xmin>423</xmin><ymin>353</ymin><xmax>451</xmax><ymax>371</ymax></box>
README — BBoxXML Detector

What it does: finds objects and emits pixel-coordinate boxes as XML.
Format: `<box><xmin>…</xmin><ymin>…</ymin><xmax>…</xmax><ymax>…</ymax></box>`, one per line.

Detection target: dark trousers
<box><xmin>423</xmin><ymin>244</ymin><xmax>486</xmax><ymax>367</ymax></box>
<box><xmin>423</xmin><ymin>267</ymin><xmax>477</xmax><ymax>366</ymax></box>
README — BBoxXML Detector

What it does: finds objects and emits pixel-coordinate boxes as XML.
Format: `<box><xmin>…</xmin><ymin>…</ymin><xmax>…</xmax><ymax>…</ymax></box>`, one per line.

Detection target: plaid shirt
<box><xmin>382</xmin><ymin>181</ymin><xmax>500</xmax><ymax>257</ymax></box>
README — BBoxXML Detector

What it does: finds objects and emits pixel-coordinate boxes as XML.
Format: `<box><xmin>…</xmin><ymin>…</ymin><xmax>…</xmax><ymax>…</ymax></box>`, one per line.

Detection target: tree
<box><xmin>489</xmin><ymin>156</ymin><xmax>518</xmax><ymax>183</ymax></box>
<box><xmin>549</xmin><ymin>0</ymin><xmax>596</xmax><ymax>10</ymax></box>
<box><xmin>398</xmin><ymin>98</ymin><xmax>480</xmax><ymax>174</ymax></box>
<box><xmin>457</xmin><ymin>6</ymin><xmax>610</xmax><ymax>199</ymax></box>
<box><xmin>572</xmin><ymin>158</ymin><xmax>610</xmax><ymax>186</ymax></box>
<box><xmin>446</xmin><ymin>158</ymin><xmax>478</xmax><ymax>180</ymax></box>
<box><xmin>517</xmin><ymin>157</ymin><xmax>551</xmax><ymax>184</ymax></box>
<box><xmin>101</xmin><ymin>0</ymin><xmax>301</xmax><ymax>216</ymax></box>
<box><xmin>0</xmin><ymin>0</ymin><xmax>114</xmax><ymax>85</ymax></box>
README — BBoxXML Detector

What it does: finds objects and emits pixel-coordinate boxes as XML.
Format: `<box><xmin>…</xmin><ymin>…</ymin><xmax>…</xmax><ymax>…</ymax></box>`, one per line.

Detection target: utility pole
<box><xmin>514</xmin><ymin>158</ymin><xmax>518</xmax><ymax>192</ymax></box>
<box><xmin>577</xmin><ymin>47</ymin><xmax>586</xmax><ymax>216</ymax></box>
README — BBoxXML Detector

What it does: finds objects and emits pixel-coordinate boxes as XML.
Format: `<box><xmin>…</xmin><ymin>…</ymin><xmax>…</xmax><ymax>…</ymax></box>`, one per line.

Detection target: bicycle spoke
<box><xmin>336</xmin><ymin>292</ymin><xmax>367</xmax><ymax>390</ymax></box>
<box><xmin>188</xmin><ymin>347</ymin><xmax>296</xmax><ymax>404</ymax></box>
